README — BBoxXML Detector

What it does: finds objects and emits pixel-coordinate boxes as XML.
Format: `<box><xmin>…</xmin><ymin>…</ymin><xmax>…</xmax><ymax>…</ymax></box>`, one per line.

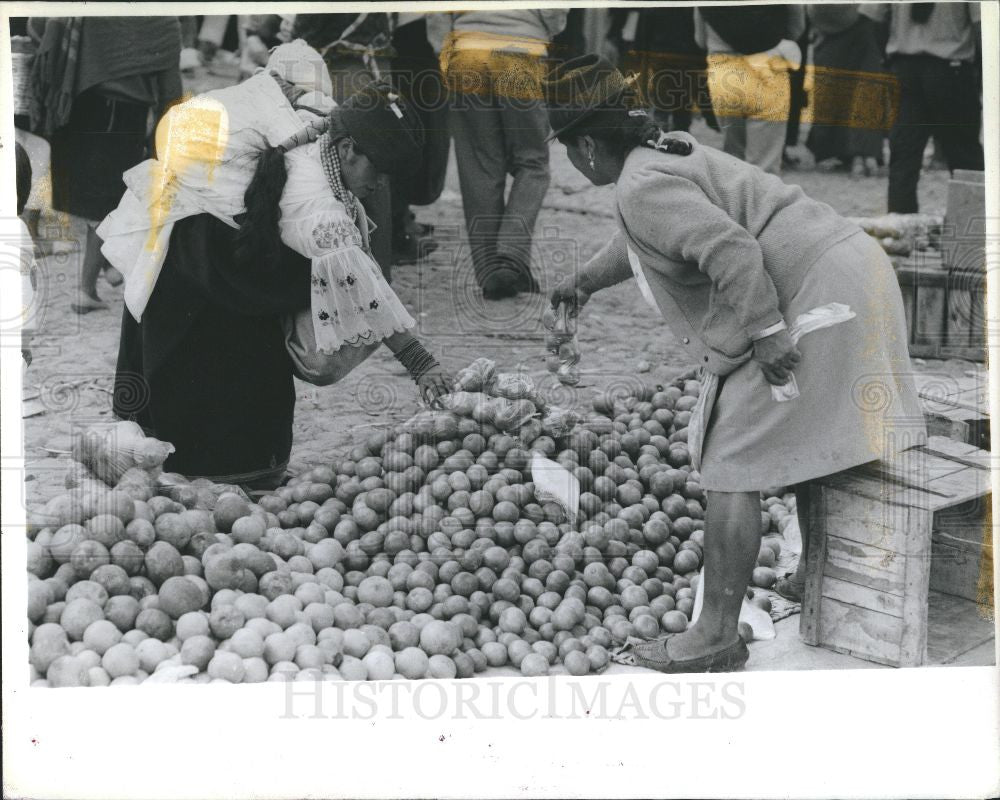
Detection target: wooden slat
<box><xmin>915</xmin><ymin>279</ymin><xmax>947</xmax><ymax>346</ymax></box>
<box><xmin>919</xmin><ymin>437</ymin><xmax>992</xmax><ymax>470</ymax></box>
<box><xmin>816</xmin><ymin>596</ymin><xmax>903</xmax><ymax>667</ymax></box>
<box><xmin>900</xmin><ymin>506</ymin><xmax>932</xmax><ymax>666</ymax></box>
<box><xmin>925</xmin><ymin>466</ymin><xmax>992</xmax><ymax>511</ymax></box>
<box><xmin>824</xmin><ymin>535</ymin><xmax>906</xmax><ymax>596</ymax></box>
<box><xmin>929</xmin><ymin>530</ymin><xmax>994</xmax><ymax>603</ymax></box>
<box><xmin>925</xmin><ymin>435</ymin><xmax>979</xmax><ymax>457</ymax></box>
<box><xmin>818</xmin><ymin>470</ymin><xmax>940</xmax><ymax>511</ymax></box>
<box><xmin>814</xmin><ymin>484</ymin><xmax>907</xmax><ymax>552</ymax></box>
<box><xmin>821</xmin><ymin>574</ymin><xmax>904</xmax><ymax>617</ymax></box>
<box><xmin>800</xmin><ymin>483</ymin><xmax>827</xmax><ymax>646</ymax></box>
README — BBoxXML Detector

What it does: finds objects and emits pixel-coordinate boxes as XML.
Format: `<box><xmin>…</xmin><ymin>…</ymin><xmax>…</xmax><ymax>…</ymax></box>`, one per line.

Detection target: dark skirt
<box><xmin>50</xmin><ymin>88</ymin><xmax>149</xmax><ymax>221</ymax></box>
<box><xmin>114</xmin><ymin>214</ymin><xmax>313</xmax><ymax>489</ymax></box>
<box><xmin>806</xmin><ymin>17</ymin><xmax>890</xmax><ymax>163</ymax></box>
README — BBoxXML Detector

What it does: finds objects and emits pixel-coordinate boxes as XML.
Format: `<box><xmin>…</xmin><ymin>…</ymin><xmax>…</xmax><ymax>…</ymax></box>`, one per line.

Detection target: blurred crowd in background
<box><xmin>10</xmin><ymin>5</ymin><xmax>984</xmax><ymax>311</ymax></box>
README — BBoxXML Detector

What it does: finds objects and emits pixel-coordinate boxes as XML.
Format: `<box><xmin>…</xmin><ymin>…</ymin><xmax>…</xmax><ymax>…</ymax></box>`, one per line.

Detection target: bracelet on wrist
<box><xmin>394</xmin><ymin>340</ymin><xmax>439</xmax><ymax>380</ymax></box>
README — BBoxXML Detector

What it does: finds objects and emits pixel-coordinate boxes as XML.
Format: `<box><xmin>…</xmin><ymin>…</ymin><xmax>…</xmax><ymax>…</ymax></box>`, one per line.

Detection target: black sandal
<box><xmin>629</xmin><ymin>636</ymin><xmax>749</xmax><ymax>674</ymax></box>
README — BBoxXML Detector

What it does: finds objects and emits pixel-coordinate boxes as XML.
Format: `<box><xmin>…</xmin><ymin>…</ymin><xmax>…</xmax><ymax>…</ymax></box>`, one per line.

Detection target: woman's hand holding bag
<box><xmin>549</xmin><ymin>275</ymin><xmax>593</xmax><ymax>317</ymax></box>
<box><xmin>752</xmin><ymin>328</ymin><xmax>801</xmax><ymax>385</ymax></box>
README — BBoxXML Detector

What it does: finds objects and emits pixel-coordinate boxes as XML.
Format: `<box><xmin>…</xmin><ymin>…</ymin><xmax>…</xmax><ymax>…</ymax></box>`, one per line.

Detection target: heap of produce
<box><xmin>26</xmin><ymin>362</ymin><xmax>794</xmax><ymax>686</ymax></box>
<box><xmin>847</xmin><ymin>213</ymin><xmax>943</xmax><ymax>258</ymax></box>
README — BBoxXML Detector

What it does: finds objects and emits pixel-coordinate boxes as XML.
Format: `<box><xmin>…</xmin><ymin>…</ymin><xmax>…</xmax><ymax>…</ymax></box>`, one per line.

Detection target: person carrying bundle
<box><xmin>99</xmin><ymin>41</ymin><xmax>450</xmax><ymax>490</ymax></box>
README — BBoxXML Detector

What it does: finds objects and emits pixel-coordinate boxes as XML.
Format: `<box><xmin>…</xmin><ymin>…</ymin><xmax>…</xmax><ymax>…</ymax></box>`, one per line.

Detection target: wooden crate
<box><xmin>895</xmin><ymin>252</ymin><xmax>986</xmax><ymax>362</ymax></box>
<box><xmin>913</xmin><ymin>370</ymin><xmax>991</xmax><ymax>450</ymax></box>
<box><xmin>801</xmin><ymin>435</ymin><xmax>992</xmax><ymax>667</ymax></box>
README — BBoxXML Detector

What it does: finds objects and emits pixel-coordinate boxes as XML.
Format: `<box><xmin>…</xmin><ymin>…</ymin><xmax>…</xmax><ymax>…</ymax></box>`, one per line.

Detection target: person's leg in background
<box><xmin>324</xmin><ymin>54</ymin><xmax>395</xmax><ymax>280</ymax></box>
<box><xmin>450</xmin><ymin>88</ymin><xmax>510</xmax><ymax>297</ymax></box>
<box><xmin>179</xmin><ymin>17</ymin><xmax>199</xmax><ymax>49</ymax></box>
<box><xmin>669</xmin><ymin>63</ymin><xmax>695</xmax><ymax>133</ymax></box>
<box><xmin>643</xmin><ymin>54</ymin><xmax>691</xmax><ymax>132</ymax></box>
<box><xmin>887</xmin><ymin>54</ymin><xmax>931</xmax><ymax>213</ymax></box>
<box><xmin>496</xmin><ymin>93</ymin><xmax>551</xmax><ymax>294</ymax></box>
<box><xmin>390</xmin><ymin>18</ymin><xmax>448</xmax><ymax>265</ymax></box>
<box><xmin>927</xmin><ymin>59</ymin><xmax>984</xmax><ymax>175</ymax></box>
<box><xmin>744</xmin><ymin>118</ymin><xmax>787</xmax><ymax>176</ymax></box>
<box><xmin>74</xmin><ymin>222</ymin><xmax>110</xmax><ymax>313</ymax></box>
<box><xmin>783</xmin><ymin>21</ymin><xmax>810</xmax><ymax>167</ymax></box>
<box><xmin>721</xmin><ymin>115</ymin><xmax>748</xmax><ymax>162</ymax></box>
<box><xmin>707</xmin><ymin>54</ymin><xmax>750</xmax><ymax>162</ymax></box>
<box><xmin>197</xmin><ymin>16</ymin><xmax>230</xmax><ymax>63</ymax></box>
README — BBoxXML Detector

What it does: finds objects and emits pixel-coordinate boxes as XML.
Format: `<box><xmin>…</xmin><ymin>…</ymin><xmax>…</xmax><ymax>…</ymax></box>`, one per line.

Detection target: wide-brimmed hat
<box><xmin>542</xmin><ymin>53</ymin><xmax>637</xmax><ymax>142</ymax></box>
<box><xmin>337</xmin><ymin>81</ymin><xmax>425</xmax><ymax>176</ymax></box>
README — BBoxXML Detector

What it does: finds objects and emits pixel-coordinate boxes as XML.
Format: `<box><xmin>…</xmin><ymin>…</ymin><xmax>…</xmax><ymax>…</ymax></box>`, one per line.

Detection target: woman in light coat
<box><xmin>546</xmin><ymin>55</ymin><xmax>923</xmax><ymax>673</ymax></box>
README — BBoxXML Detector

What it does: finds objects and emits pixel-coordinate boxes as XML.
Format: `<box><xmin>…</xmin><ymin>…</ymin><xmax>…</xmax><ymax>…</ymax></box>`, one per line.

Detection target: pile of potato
<box><xmin>26</xmin><ymin>361</ymin><xmax>794</xmax><ymax>686</ymax></box>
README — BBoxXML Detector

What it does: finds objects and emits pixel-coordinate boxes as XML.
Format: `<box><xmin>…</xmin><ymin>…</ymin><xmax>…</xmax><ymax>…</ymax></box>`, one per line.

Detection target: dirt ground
<box><xmin>19</xmin><ymin>63</ymin><xmax>954</xmax><ymax>511</ymax></box>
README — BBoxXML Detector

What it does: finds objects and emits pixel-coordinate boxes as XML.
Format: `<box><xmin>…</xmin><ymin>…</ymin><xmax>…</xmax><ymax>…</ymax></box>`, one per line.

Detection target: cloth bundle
<box><xmin>98</xmin><ymin>41</ymin><xmax>415</xmax><ymax>360</ymax></box>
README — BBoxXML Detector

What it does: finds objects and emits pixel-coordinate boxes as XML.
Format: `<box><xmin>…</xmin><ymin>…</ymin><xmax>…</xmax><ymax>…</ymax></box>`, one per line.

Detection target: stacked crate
<box><xmin>801</xmin><ymin>436</ymin><xmax>993</xmax><ymax>667</ymax></box>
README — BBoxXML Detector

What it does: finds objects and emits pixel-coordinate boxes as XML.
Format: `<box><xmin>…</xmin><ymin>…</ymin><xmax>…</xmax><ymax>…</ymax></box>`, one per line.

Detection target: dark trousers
<box><xmin>623</xmin><ymin>50</ymin><xmax>712</xmax><ymax>133</ymax></box>
<box><xmin>888</xmin><ymin>54</ymin><xmax>984</xmax><ymax>213</ymax></box>
<box><xmin>390</xmin><ymin>19</ymin><xmax>451</xmax><ymax>233</ymax></box>
<box><xmin>450</xmin><ymin>93</ymin><xmax>550</xmax><ymax>283</ymax></box>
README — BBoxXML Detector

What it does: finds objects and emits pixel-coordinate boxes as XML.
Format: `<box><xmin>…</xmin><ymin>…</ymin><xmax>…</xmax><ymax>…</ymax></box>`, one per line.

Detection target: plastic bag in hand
<box><xmin>542</xmin><ymin>304</ymin><xmax>581</xmax><ymax>386</ymax></box>
<box><xmin>772</xmin><ymin>303</ymin><xmax>856</xmax><ymax>402</ymax></box>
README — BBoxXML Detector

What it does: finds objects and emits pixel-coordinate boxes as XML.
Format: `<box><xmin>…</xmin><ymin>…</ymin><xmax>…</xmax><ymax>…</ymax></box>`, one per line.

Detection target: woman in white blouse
<box><xmin>100</xmin><ymin>42</ymin><xmax>450</xmax><ymax>488</ymax></box>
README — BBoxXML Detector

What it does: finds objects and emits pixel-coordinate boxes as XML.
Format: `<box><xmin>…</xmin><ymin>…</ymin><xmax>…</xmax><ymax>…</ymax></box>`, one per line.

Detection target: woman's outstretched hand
<box><xmin>417</xmin><ymin>365</ymin><xmax>454</xmax><ymax>407</ymax></box>
<box><xmin>753</xmin><ymin>329</ymin><xmax>801</xmax><ymax>385</ymax></box>
<box><xmin>549</xmin><ymin>276</ymin><xmax>592</xmax><ymax>317</ymax></box>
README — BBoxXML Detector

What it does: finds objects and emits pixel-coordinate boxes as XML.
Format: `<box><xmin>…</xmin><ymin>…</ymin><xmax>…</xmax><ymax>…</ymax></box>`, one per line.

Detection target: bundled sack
<box><xmin>542</xmin><ymin>406</ymin><xmax>581</xmax><ymax>438</ymax></box>
<box><xmin>71</xmin><ymin>421</ymin><xmax>175</xmax><ymax>486</ymax></box>
<box><xmin>455</xmin><ymin>357</ymin><xmax>497</xmax><ymax>392</ymax></box>
<box><xmin>470</xmin><ymin>396</ymin><xmax>539</xmax><ymax>432</ymax></box>
<box><xmin>493</xmin><ymin>372</ymin><xmax>537</xmax><ymax>402</ymax></box>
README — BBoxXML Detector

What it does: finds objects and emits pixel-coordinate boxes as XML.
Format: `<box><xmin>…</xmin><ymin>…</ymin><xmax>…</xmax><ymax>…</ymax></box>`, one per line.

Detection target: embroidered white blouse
<box><xmin>98</xmin><ymin>67</ymin><xmax>414</xmax><ymax>353</ymax></box>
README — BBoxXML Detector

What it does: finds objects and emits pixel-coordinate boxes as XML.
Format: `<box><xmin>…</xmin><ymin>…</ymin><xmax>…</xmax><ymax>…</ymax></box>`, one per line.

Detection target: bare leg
<box><xmin>667</xmin><ymin>489</ymin><xmax>760</xmax><ymax>660</ymax></box>
<box><xmin>72</xmin><ymin>223</ymin><xmax>108</xmax><ymax>314</ymax></box>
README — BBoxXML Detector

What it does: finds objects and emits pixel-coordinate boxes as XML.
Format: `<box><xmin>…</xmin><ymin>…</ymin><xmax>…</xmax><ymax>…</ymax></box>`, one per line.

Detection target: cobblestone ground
<box><xmin>19</xmin><ymin>62</ymin><xmax>952</xmax><ymax>511</ymax></box>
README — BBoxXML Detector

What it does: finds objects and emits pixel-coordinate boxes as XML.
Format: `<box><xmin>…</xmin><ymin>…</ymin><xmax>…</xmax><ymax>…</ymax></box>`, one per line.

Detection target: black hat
<box><xmin>542</xmin><ymin>54</ymin><xmax>637</xmax><ymax>142</ymax></box>
<box><xmin>338</xmin><ymin>81</ymin><xmax>425</xmax><ymax>176</ymax></box>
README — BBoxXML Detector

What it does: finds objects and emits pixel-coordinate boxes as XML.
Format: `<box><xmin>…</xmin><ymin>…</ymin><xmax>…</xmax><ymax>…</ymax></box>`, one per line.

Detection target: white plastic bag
<box><xmin>691</xmin><ymin>567</ymin><xmax>776</xmax><ymax>641</ymax></box>
<box><xmin>529</xmin><ymin>451</ymin><xmax>580</xmax><ymax>525</ymax></box>
<box><xmin>772</xmin><ymin>303</ymin><xmax>856</xmax><ymax>402</ymax></box>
